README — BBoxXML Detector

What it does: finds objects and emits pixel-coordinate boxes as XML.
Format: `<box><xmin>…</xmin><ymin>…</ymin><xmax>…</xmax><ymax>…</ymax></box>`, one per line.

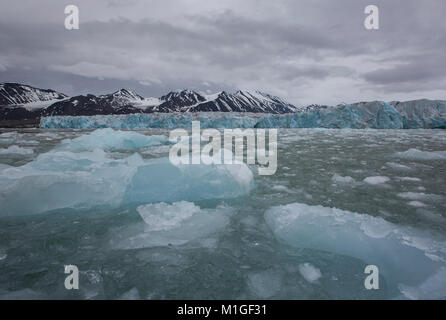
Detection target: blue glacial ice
<box><xmin>112</xmin><ymin>201</ymin><xmax>233</xmax><ymax>249</ymax></box>
<box><xmin>57</xmin><ymin>128</ymin><xmax>168</xmax><ymax>151</ymax></box>
<box><xmin>40</xmin><ymin>100</ymin><xmax>446</xmax><ymax>129</ymax></box>
<box><xmin>0</xmin><ymin>129</ymin><xmax>254</xmax><ymax>216</ymax></box>
<box><xmin>265</xmin><ymin>202</ymin><xmax>446</xmax><ymax>298</ymax></box>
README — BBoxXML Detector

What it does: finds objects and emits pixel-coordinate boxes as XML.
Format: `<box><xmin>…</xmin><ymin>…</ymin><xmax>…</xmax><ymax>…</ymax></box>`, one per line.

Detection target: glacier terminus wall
<box><xmin>40</xmin><ymin>100</ymin><xmax>446</xmax><ymax>129</ymax></box>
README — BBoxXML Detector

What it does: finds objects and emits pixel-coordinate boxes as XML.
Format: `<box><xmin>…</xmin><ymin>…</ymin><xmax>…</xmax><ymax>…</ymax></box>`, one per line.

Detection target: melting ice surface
<box><xmin>0</xmin><ymin>127</ymin><xmax>445</xmax><ymax>299</ymax></box>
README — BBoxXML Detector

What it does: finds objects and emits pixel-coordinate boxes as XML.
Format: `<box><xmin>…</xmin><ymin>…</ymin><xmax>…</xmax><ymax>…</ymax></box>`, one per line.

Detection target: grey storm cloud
<box><xmin>0</xmin><ymin>0</ymin><xmax>445</xmax><ymax>105</ymax></box>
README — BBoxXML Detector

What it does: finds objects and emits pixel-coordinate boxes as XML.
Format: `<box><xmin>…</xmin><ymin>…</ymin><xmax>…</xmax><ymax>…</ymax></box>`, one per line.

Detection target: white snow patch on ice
<box><xmin>137</xmin><ymin>201</ymin><xmax>199</xmax><ymax>232</ymax></box>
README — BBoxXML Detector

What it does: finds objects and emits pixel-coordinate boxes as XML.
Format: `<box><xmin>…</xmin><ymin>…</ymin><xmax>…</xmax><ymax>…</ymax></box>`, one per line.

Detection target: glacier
<box><xmin>40</xmin><ymin>100</ymin><xmax>446</xmax><ymax>129</ymax></box>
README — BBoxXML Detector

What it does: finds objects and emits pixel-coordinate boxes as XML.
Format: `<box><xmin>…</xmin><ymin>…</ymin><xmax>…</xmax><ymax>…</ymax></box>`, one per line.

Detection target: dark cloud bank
<box><xmin>1</xmin><ymin>0</ymin><xmax>445</xmax><ymax>105</ymax></box>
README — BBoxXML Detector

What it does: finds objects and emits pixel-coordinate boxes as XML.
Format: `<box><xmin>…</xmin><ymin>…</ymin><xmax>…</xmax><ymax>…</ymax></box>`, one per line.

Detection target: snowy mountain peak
<box><xmin>109</xmin><ymin>88</ymin><xmax>144</xmax><ymax>101</ymax></box>
<box><xmin>1</xmin><ymin>83</ymin><xmax>302</xmax><ymax>126</ymax></box>
<box><xmin>0</xmin><ymin>82</ymin><xmax>67</xmax><ymax>107</ymax></box>
<box><xmin>158</xmin><ymin>90</ymin><xmax>207</xmax><ymax>110</ymax></box>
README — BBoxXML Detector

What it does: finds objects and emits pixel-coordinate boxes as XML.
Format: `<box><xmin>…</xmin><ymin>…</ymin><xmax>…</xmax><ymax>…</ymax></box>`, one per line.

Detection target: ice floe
<box><xmin>0</xmin><ymin>145</ymin><xmax>34</xmax><ymax>155</ymax></box>
<box><xmin>397</xmin><ymin>192</ymin><xmax>444</xmax><ymax>202</ymax></box>
<box><xmin>408</xmin><ymin>201</ymin><xmax>427</xmax><ymax>208</ymax></box>
<box><xmin>386</xmin><ymin>162</ymin><xmax>412</xmax><ymax>171</ymax></box>
<box><xmin>363</xmin><ymin>176</ymin><xmax>390</xmax><ymax>185</ymax></box>
<box><xmin>396</xmin><ymin>148</ymin><xmax>446</xmax><ymax>161</ymax></box>
<box><xmin>298</xmin><ymin>263</ymin><xmax>322</xmax><ymax>283</ymax></box>
<box><xmin>264</xmin><ymin>202</ymin><xmax>446</xmax><ymax>297</ymax></box>
<box><xmin>113</xmin><ymin>201</ymin><xmax>232</xmax><ymax>249</ymax></box>
<box><xmin>397</xmin><ymin>177</ymin><xmax>421</xmax><ymax>182</ymax></box>
<box><xmin>332</xmin><ymin>174</ymin><xmax>356</xmax><ymax>184</ymax></box>
<box><xmin>0</xmin><ymin>129</ymin><xmax>253</xmax><ymax>216</ymax></box>
<box><xmin>57</xmin><ymin>128</ymin><xmax>168</xmax><ymax>151</ymax></box>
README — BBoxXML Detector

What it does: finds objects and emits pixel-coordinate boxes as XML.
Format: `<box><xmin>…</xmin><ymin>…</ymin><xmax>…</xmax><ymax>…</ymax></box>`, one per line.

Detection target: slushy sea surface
<box><xmin>0</xmin><ymin>128</ymin><xmax>445</xmax><ymax>299</ymax></box>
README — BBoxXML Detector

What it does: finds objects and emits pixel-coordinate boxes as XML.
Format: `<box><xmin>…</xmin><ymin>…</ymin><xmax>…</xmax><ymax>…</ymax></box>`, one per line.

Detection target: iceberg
<box><xmin>112</xmin><ymin>201</ymin><xmax>232</xmax><ymax>249</ymax></box>
<box><xmin>0</xmin><ymin>129</ymin><xmax>254</xmax><ymax>216</ymax></box>
<box><xmin>57</xmin><ymin>128</ymin><xmax>168</xmax><ymax>151</ymax></box>
<box><xmin>265</xmin><ymin>202</ymin><xmax>446</xmax><ymax>297</ymax></box>
<box><xmin>40</xmin><ymin>100</ymin><xmax>446</xmax><ymax>129</ymax></box>
<box><xmin>395</xmin><ymin>148</ymin><xmax>446</xmax><ymax>161</ymax></box>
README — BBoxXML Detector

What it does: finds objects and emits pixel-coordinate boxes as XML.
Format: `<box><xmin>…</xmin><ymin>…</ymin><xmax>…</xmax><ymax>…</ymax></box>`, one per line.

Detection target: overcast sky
<box><xmin>0</xmin><ymin>0</ymin><xmax>445</xmax><ymax>105</ymax></box>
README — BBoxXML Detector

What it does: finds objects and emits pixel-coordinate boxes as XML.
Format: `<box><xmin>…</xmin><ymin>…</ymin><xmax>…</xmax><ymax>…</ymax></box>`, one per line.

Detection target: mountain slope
<box><xmin>42</xmin><ymin>88</ymin><xmax>299</xmax><ymax>115</ymax></box>
<box><xmin>0</xmin><ymin>83</ymin><xmax>66</xmax><ymax>107</ymax></box>
<box><xmin>42</xmin><ymin>89</ymin><xmax>150</xmax><ymax>117</ymax></box>
<box><xmin>0</xmin><ymin>83</ymin><xmax>68</xmax><ymax>126</ymax></box>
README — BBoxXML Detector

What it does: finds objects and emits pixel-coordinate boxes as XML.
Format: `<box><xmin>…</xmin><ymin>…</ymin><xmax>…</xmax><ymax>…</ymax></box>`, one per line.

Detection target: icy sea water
<box><xmin>0</xmin><ymin>128</ymin><xmax>445</xmax><ymax>300</ymax></box>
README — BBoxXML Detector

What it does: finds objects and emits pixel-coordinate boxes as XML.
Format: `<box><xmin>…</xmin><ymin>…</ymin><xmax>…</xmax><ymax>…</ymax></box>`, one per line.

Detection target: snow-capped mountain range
<box><xmin>0</xmin><ymin>83</ymin><xmax>67</xmax><ymax>109</ymax></box>
<box><xmin>43</xmin><ymin>88</ymin><xmax>301</xmax><ymax>116</ymax></box>
<box><xmin>4</xmin><ymin>82</ymin><xmax>445</xmax><ymax>129</ymax></box>
<box><xmin>0</xmin><ymin>83</ymin><xmax>310</xmax><ymax>126</ymax></box>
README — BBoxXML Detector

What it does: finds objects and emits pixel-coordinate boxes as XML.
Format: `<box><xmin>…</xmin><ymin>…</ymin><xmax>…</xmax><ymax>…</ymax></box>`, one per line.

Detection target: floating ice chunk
<box><xmin>271</xmin><ymin>185</ymin><xmax>293</xmax><ymax>193</ymax></box>
<box><xmin>58</xmin><ymin>128</ymin><xmax>168</xmax><ymax>152</ymax></box>
<box><xmin>386</xmin><ymin>162</ymin><xmax>411</xmax><ymax>171</ymax></box>
<box><xmin>408</xmin><ymin>201</ymin><xmax>427</xmax><ymax>208</ymax></box>
<box><xmin>0</xmin><ymin>135</ymin><xmax>253</xmax><ymax>215</ymax></box>
<box><xmin>359</xmin><ymin>218</ymin><xmax>393</xmax><ymax>238</ymax></box>
<box><xmin>137</xmin><ymin>201</ymin><xmax>199</xmax><ymax>231</ymax></box>
<box><xmin>397</xmin><ymin>192</ymin><xmax>444</xmax><ymax>202</ymax></box>
<box><xmin>332</xmin><ymin>174</ymin><xmax>355</xmax><ymax>184</ymax></box>
<box><xmin>0</xmin><ymin>145</ymin><xmax>33</xmax><ymax>155</ymax></box>
<box><xmin>35</xmin><ymin>132</ymin><xmax>63</xmax><ymax>139</ymax></box>
<box><xmin>247</xmin><ymin>270</ymin><xmax>282</xmax><ymax>298</ymax></box>
<box><xmin>396</xmin><ymin>148</ymin><xmax>446</xmax><ymax>161</ymax></box>
<box><xmin>0</xmin><ymin>150</ymin><xmax>139</xmax><ymax>215</ymax></box>
<box><xmin>397</xmin><ymin>177</ymin><xmax>421</xmax><ymax>182</ymax></box>
<box><xmin>298</xmin><ymin>263</ymin><xmax>321</xmax><ymax>283</ymax></box>
<box><xmin>264</xmin><ymin>202</ymin><xmax>446</xmax><ymax>294</ymax></box>
<box><xmin>114</xmin><ymin>202</ymin><xmax>232</xmax><ymax>249</ymax></box>
<box><xmin>124</xmin><ymin>158</ymin><xmax>253</xmax><ymax>205</ymax></box>
<box><xmin>363</xmin><ymin>176</ymin><xmax>390</xmax><ymax>185</ymax></box>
